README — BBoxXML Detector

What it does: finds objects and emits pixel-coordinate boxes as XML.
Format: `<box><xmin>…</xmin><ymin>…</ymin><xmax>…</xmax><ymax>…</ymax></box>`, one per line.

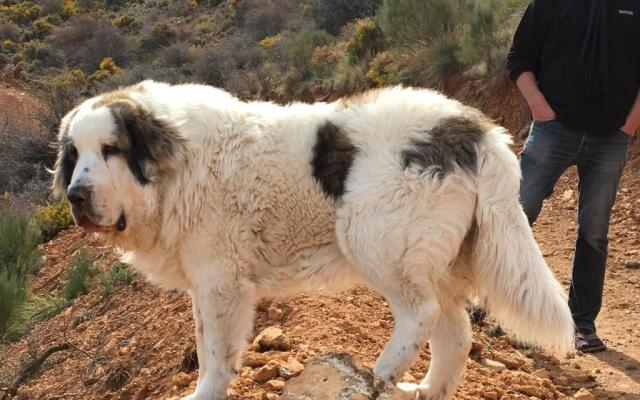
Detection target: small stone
<box><xmin>243</xmin><ymin>350</ymin><xmax>289</xmax><ymax>367</ymax></box>
<box><xmin>481</xmin><ymin>358</ymin><xmax>506</xmax><ymax>372</ymax></box>
<box><xmin>254</xmin><ymin>360</ymin><xmax>282</xmax><ymax>383</ymax></box>
<box><xmin>532</xmin><ymin>368</ymin><xmax>551</xmax><ymax>379</ymax></box>
<box><xmin>263</xmin><ymin>393</ymin><xmax>279</xmax><ymax>400</ymax></box>
<box><xmin>573</xmin><ymin>388</ymin><xmax>596</xmax><ymax>400</ymax></box>
<box><xmin>490</xmin><ymin>352</ymin><xmax>526</xmax><ymax>370</ymax></box>
<box><xmin>253</xmin><ymin>327</ymin><xmax>291</xmax><ymax>351</ymax></box>
<box><xmin>565</xmin><ymin>369</ymin><xmax>593</xmax><ymax>383</ymax></box>
<box><xmin>268</xmin><ymin>307</ymin><xmax>284</xmax><ymax>321</ymax></box>
<box><xmin>481</xmin><ymin>390</ymin><xmax>498</xmax><ymax>400</ymax></box>
<box><xmin>554</xmin><ymin>375</ymin><xmax>570</xmax><ymax>386</ymax></box>
<box><xmin>170</xmin><ymin>372</ymin><xmax>193</xmax><ymax>387</ymax></box>
<box><xmin>265</xmin><ymin>379</ymin><xmax>285</xmax><ymax>391</ymax></box>
<box><xmin>279</xmin><ymin>357</ymin><xmax>305</xmax><ymax>379</ymax></box>
<box><xmin>517</xmin><ymin>384</ymin><xmax>547</xmax><ymax>398</ymax></box>
<box><xmin>470</xmin><ymin>339</ymin><xmax>484</xmax><ymax>354</ymax></box>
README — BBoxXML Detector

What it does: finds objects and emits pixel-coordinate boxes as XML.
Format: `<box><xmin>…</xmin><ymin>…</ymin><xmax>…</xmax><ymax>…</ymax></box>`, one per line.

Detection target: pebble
<box><xmin>253</xmin><ymin>326</ymin><xmax>291</xmax><ymax>351</ymax></box>
<box><xmin>279</xmin><ymin>357</ymin><xmax>305</xmax><ymax>379</ymax></box>
<box><xmin>268</xmin><ymin>307</ymin><xmax>284</xmax><ymax>321</ymax></box>
<box><xmin>573</xmin><ymin>387</ymin><xmax>596</xmax><ymax>400</ymax></box>
<box><xmin>254</xmin><ymin>360</ymin><xmax>282</xmax><ymax>383</ymax></box>
<box><xmin>490</xmin><ymin>351</ymin><xmax>526</xmax><ymax>370</ymax></box>
<box><xmin>481</xmin><ymin>358</ymin><xmax>506</xmax><ymax>372</ymax></box>
<box><xmin>265</xmin><ymin>379</ymin><xmax>285</xmax><ymax>391</ymax></box>
<box><xmin>532</xmin><ymin>369</ymin><xmax>551</xmax><ymax>379</ymax></box>
<box><xmin>481</xmin><ymin>390</ymin><xmax>498</xmax><ymax>400</ymax></box>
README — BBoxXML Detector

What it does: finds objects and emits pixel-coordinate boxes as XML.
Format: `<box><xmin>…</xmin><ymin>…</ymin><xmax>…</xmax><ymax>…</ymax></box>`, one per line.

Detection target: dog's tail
<box><xmin>471</xmin><ymin>127</ymin><xmax>574</xmax><ymax>355</ymax></box>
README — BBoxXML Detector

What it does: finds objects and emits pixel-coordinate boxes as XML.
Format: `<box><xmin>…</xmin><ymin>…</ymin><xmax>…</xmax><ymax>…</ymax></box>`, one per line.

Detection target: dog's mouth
<box><xmin>77</xmin><ymin>212</ymin><xmax>127</xmax><ymax>234</ymax></box>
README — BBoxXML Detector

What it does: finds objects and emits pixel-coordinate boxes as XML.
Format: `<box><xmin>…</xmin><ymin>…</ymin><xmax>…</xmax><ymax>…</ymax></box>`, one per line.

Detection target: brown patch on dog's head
<box><xmin>103</xmin><ymin>98</ymin><xmax>185</xmax><ymax>185</ymax></box>
<box><xmin>337</xmin><ymin>88</ymin><xmax>385</xmax><ymax>108</ymax></box>
<box><xmin>91</xmin><ymin>83</ymin><xmax>146</xmax><ymax>110</ymax></box>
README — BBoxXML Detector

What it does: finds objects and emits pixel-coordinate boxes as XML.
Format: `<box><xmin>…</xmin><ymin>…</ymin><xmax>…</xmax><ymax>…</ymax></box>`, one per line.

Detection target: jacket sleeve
<box><xmin>507</xmin><ymin>0</ymin><xmax>544</xmax><ymax>82</ymax></box>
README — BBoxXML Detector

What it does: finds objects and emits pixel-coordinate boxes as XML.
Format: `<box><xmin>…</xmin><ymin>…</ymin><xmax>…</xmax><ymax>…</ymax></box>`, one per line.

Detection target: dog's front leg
<box><xmin>182</xmin><ymin>278</ymin><xmax>256</xmax><ymax>400</ymax></box>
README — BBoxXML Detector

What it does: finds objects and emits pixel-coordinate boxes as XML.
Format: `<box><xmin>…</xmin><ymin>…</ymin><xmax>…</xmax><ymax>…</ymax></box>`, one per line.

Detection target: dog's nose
<box><xmin>67</xmin><ymin>185</ymin><xmax>90</xmax><ymax>206</ymax></box>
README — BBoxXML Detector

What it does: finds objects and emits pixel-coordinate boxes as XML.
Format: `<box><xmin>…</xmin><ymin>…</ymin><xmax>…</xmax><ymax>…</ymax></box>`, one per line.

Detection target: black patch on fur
<box><xmin>402</xmin><ymin>116</ymin><xmax>484</xmax><ymax>177</ymax></box>
<box><xmin>58</xmin><ymin>136</ymin><xmax>77</xmax><ymax>190</ymax></box>
<box><xmin>311</xmin><ymin>121</ymin><xmax>357</xmax><ymax>199</ymax></box>
<box><xmin>108</xmin><ymin>101</ymin><xmax>183</xmax><ymax>185</ymax></box>
<box><xmin>52</xmin><ymin>108</ymin><xmax>80</xmax><ymax>197</ymax></box>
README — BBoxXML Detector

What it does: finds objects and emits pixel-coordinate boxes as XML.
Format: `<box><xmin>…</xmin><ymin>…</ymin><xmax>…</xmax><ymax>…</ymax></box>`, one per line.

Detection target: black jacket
<box><xmin>507</xmin><ymin>0</ymin><xmax>640</xmax><ymax>134</ymax></box>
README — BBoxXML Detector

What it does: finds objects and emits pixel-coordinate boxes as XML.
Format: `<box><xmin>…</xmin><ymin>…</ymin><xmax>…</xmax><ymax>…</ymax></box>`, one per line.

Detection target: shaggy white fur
<box><xmin>53</xmin><ymin>81</ymin><xmax>574</xmax><ymax>400</ymax></box>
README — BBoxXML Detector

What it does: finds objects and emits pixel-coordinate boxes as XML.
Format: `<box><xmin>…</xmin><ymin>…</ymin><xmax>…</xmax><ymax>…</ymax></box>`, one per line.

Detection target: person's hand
<box><xmin>529</xmin><ymin>97</ymin><xmax>556</xmax><ymax>122</ymax></box>
<box><xmin>620</xmin><ymin>121</ymin><xmax>638</xmax><ymax>137</ymax></box>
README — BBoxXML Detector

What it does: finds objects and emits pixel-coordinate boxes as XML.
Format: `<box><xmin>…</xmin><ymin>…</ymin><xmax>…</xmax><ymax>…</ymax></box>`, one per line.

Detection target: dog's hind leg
<box><xmin>398</xmin><ymin>295</ymin><xmax>472</xmax><ymax>400</ymax></box>
<box><xmin>372</xmin><ymin>281</ymin><xmax>441</xmax><ymax>384</ymax></box>
<box><xmin>337</xmin><ymin>164</ymin><xmax>477</xmax><ymax>395</ymax></box>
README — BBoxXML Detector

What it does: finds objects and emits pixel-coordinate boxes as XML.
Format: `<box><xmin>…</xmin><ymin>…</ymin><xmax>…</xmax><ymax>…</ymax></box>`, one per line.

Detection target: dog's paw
<box><xmin>397</xmin><ymin>382</ymin><xmax>450</xmax><ymax>400</ymax></box>
<box><xmin>180</xmin><ymin>393</ymin><xmax>220</xmax><ymax>400</ymax></box>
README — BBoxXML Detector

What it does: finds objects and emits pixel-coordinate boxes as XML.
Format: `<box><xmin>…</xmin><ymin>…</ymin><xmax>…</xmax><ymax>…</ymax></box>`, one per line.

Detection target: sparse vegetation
<box><xmin>62</xmin><ymin>250</ymin><xmax>97</xmax><ymax>301</ymax></box>
<box><xmin>0</xmin><ymin>212</ymin><xmax>42</xmax><ymax>341</ymax></box>
<box><xmin>0</xmin><ymin>0</ymin><xmax>529</xmax><ymax>111</ymax></box>
<box><xmin>100</xmin><ymin>262</ymin><xmax>134</xmax><ymax>295</ymax></box>
<box><xmin>33</xmin><ymin>200</ymin><xmax>73</xmax><ymax>242</ymax></box>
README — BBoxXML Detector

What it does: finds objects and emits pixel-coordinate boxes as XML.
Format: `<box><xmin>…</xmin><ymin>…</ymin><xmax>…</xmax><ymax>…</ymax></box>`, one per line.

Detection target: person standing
<box><xmin>507</xmin><ymin>0</ymin><xmax>639</xmax><ymax>352</ymax></box>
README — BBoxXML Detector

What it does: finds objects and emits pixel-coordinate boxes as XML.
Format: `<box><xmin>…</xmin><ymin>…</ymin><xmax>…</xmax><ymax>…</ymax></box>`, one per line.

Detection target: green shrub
<box><xmin>0</xmin><ymin>213</ymin><xmax>42</xmax><ymax>276</ymax></box>
<box><xmin>0</xmin><ymin>270</ymin><xmax>27</xmax><ymax>340</ymax></box>
<box><xmin>345</xmin><ymin>18</ymin><xmax>386</xmax><ymax>63</ymax></box>
<box><xmin>2</xmin><ymin>293</ymin><xmax>65</xmax><ymax>341</ymax></box>
<box><xmin>34</xmin><ymin>200</ymin><xmax>73</xmax><ymax>241</ymax></box>
<box><xmin>0</xmin><ymin>213</ymin><xmax>43</xmax><ymax>340</ymax></box>
<box><xmin>49</xmin><ymin>14</ymin><xmax>128</xmax><ymax>72</ymax></box>
<box><xmin>0</xmin><ymin>3</ymin><xmax>42</xmax><ymax>25</ymax></box>
<box><xmin>32</xmin><ymin>17</ymin><xmax>55</xmax><ymax>38</ymax></box>
<box><xmin>0</xmin><ymin>20</ymin><xmax>21</xmax><ymax>42</ymax></box>
<box><xmin>34</xmin><ymin>68</ymin><xmax>87</xmax><ymax>136</ymax></box>
<box><xmin>378</xmin><ymin>0</ymin><xmax>462</xmax><ymax>48</ymax></box>
<box><xmin>157</xmin><ymin>41</ymin><xmax>194</xmax><ymax>70</ymax></box>
<box><xmin>100</xmin><ymin>262</ymin><xmax>134</xmax><ymax>295</ymax></box>
<box><xmin>60</xmin><ymin>0</ymin><xmax>78</xmax><ymax>19</ymax></box>
<box><xmin>63</xmin><ymin>250</ymin><xmax>97</xmax><ymax>301</ymax></box>
<box><xmin>311</xmin><ymin>0</ymin><xmax>383</xmax><ymax>35</ymax></box>
<box><xmin>112</xmin><ymin>14</ymin><xmax>136</xmax><ymax>29</ymax></box>
<box><xmin>283</xmin><ymin>29</ymin><xmax>334</xmax><ymax>81</ymax></box>
<box><xmin>140</xmin><ymin>21</ymin><xmax>176</xmax><ymax>52</ymax></box>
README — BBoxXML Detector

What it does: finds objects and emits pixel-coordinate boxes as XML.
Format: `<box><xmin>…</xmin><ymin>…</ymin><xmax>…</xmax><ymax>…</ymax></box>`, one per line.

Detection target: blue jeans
<box><xmin>519</xmin><ymin>120</ymin><xmax>630</xmax><ymax>335</ymax></box>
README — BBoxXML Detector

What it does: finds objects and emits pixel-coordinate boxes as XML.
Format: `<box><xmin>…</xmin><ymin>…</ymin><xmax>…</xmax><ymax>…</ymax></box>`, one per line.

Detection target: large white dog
<box><xmin>53</xmin><ymin>81</ymin><xmax>574</xmax><ymax>400</ymax></box>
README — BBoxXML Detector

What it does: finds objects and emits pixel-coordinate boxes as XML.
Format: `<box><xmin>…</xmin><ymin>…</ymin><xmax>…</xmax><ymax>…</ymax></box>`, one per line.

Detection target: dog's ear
<box><xmin>108</xmin><ymin>100</ymin><xmax>184</xmax><ymax>185</ymax></box>
<box><xmin>52</xmin><ymin>108</ymin><xmax>79</xmax><ymax>198</ymax></box>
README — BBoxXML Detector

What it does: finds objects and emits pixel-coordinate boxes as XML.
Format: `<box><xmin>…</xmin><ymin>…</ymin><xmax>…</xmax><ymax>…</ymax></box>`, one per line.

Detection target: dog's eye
<box><xmin>102</xmin><ymin>144</ymin><xmax>121</xmax><ymax>159</ymax></box>
<box><xmin>68</xmin><ymin>145</ymin><xmax>78</xmax><ymax>162</ymax></box>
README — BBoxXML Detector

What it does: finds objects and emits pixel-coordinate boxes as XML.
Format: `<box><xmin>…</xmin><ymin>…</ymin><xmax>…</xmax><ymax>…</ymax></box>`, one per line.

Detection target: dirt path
<box><xmin>532</xmin><ymin>167</ymin><xmax>640</xmax><ymax>399</ymax></box>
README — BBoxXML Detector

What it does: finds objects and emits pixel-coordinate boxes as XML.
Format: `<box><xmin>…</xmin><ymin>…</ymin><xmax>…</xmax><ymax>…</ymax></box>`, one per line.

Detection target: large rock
<box><xmin>279</xmin><ymin>353</ymin><xmax>410</xmax><ymax>400</ymax></box>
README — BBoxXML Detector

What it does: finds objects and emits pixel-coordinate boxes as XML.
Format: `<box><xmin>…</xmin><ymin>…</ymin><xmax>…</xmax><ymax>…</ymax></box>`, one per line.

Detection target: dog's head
<box><xmin>52</xmin><ymin>83</ymin><xmax>184</xmax><ymax>246</ymax></box>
